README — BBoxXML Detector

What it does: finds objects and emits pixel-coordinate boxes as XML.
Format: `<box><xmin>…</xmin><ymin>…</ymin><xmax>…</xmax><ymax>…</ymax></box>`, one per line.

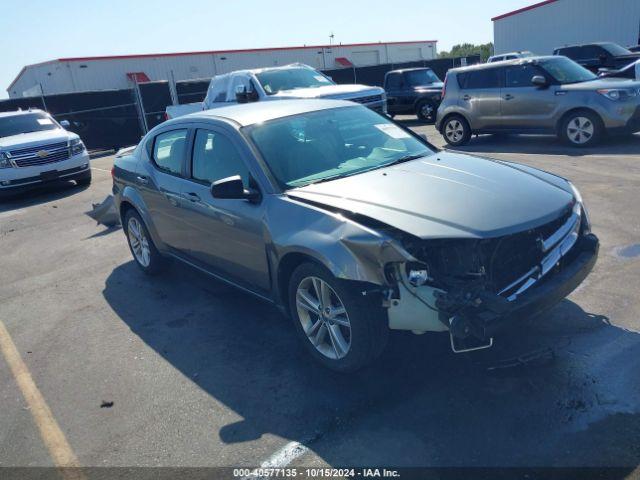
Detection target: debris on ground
<box><xmin>86</xmin><ymin>195</ymin><xmax>121</xmax><ymax>227</ymax></box>
<box><xmin>100</xmin><ymin>401</ymin><xmax>114</xmax><ymax>408</ymax></box>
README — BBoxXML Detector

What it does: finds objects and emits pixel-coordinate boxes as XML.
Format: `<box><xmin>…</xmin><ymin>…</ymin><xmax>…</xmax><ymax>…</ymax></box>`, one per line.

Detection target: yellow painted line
<box><xmin>0</xmin><ymin>320</ymin><xmax>86</xmax><ymax>480</ymax></box>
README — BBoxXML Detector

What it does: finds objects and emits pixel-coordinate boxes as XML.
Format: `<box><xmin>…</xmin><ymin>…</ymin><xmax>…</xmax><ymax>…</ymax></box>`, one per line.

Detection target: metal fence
<box><xmin>0</xmin><ymin>56</ymin><xmax>480</xmax><ymax>150</ymax></box>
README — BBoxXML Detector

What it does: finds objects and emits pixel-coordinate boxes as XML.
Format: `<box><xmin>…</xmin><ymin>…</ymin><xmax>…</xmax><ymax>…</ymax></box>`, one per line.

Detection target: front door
<box><xmin>180</xmin><ymin>127</ymin><xmax>270</xmax><ymax>292</ymax></box>
<box><xmin>500</xmin><ymin>64</ymin><xmax>557</xmax><ymax>130</ymax></box>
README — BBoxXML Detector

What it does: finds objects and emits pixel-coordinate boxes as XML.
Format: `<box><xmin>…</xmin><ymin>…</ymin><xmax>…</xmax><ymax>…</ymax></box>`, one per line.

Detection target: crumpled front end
<box><xmin>382</xmin><ymin>199</ymin><xmax>599</xmax><ymax>352</ymax></box>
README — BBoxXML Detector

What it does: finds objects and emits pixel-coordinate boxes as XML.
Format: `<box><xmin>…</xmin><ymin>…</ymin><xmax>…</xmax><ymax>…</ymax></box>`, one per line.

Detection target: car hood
<box><xmin>272</xmin><ymin>84</ymin><xmax>384</xmax><ymax>100</ymax></box>
<box><xmin>287</xmin><ymin>151</ymin><xmax>574</xmax><ymax>239</ymax></box>
<box><xmin>0</xmin><ymin>129</ymin><xmax>74</xmax><ymax>150</ymax></box>
<box><xmin>561</xmin><ymin>77</ymin><xmax>640</xmax><ymax>90</ymax></box>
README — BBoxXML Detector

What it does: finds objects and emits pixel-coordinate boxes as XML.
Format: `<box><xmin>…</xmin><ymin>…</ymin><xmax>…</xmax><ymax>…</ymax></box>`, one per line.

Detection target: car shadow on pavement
<box><xmin>444</xmin><ymin>133</ymin><xmax>640</xmax><ymax>157</ymax></box>
<box><xmin>103</xmin><ymin>260</ymin><xmax>640</xmax><ymax>471</ymax></box>
<box><xmin>0</xmin><ymin>180</ymin><xmax>89</xmax><ymax>212</ymax></box>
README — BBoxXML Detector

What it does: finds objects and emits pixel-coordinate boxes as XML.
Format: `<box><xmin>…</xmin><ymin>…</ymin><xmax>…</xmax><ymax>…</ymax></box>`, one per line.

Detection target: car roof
<box><xmin>179</xmin><ymin>99</ymin><xmax>356</xmax><ymax>127</ymax></box>
<box><xmin>0</xmin><ymin>109</ymin><xmax>45</xmax><ymax>118</ymax></box>
<box><xmin>212</xmin><ymin>62</ymin><xmax>314</xmax><ymax>79</ymax></box>
<box><xmin>450</xmin><ymin>55</ymin><xmax>557</xmax><ymax>73</ymax></box>
<box><xmin>555</xmin><ymin>42</ymin><xmax>617</xmax><ymax>50</ymax></box>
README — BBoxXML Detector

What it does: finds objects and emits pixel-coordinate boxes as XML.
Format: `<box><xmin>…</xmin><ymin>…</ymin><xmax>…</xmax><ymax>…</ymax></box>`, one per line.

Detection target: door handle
<box><xmin>136</xmin><ymin>175</ymin><xmax>149</xmax><ymax>185</ymax></box>
<box><xmin>504</xmin><ymin>94</ymin><xmax>514</xmax><ymax>100</ymax></box>
<box><xmin>462</xmin><ymin>94</ymin><xmax>471</xmax><ymax>101</ymax></box>
<box><xmin>185</xmin><ymin>192</ymin><xmax>201</xmax><ymax>202</ymax></box>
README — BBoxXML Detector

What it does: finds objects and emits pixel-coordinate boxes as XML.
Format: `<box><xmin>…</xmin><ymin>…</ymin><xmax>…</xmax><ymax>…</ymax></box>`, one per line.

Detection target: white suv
<box><xmin>0</xmin><ymin>110</ymin><xmax>91</xmax><ymax>197</ymax></box>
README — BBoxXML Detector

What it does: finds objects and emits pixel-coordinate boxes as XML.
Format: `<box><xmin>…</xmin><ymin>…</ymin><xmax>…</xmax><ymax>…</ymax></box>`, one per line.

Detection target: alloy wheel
<box><xmin>127</xmin><ymin>216</ymin><xmax>151</xmax><ymax>267</ymax></box>
<box><xmin>445</xmin><ymin>119</ymin><xmax>464</xmax><ymax>143</ymax></box>
<box><xmin>421</xmin><ymin>103</ymin><xmax>434</xmax><ymax>118</ymax></box>
<box><xmin>296</xmin><ymin>276</ymin><xmax>351</xmax><ymax>359</ymax></box>
<box><xmin>567</xmin><ymin>116</ymin><xmax>594</xmax><ymax>145</ymax></box>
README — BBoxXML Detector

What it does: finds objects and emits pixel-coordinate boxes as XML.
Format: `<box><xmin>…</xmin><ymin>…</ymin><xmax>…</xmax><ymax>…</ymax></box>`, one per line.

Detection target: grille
<box><xmin>351</xmin><ymin>94</ymin><xmax>383</xmax><ymax>105</ymax></box>
<box><xmin>9</xmin><ymin>141</ymin><xmax>70</xmax><ymax>168</ymax></box>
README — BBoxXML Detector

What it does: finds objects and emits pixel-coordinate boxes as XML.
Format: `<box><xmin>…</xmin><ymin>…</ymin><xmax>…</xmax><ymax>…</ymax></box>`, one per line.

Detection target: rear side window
<box><xmin>504</xmin><ymin>65</ymin><xmax>540</xmax><ymax>87</ymax></box>
<box><xmin>458</xmin><ymin>68</ymin><xmax>502</xmax><ymax>89</ymax></box>
<box><xmin>153</xmin><ymin>129</ymin><xmax>188</xmax><ymax>175</ymax></box>
<box><xmin>191</xmin><ymin>129</ymin><xmax>249</xmax><ymax>186</ymax></box>
<box><xmin>385</xmin><ymin>73</ymin><xmax>403</xmax><ymax>89</ymax></box>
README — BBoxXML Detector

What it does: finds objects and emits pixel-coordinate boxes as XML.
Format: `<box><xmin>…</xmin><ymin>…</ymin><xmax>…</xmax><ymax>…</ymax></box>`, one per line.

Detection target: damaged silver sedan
<box><xmin>112</xmin><ymin>99</ymin><xmax>598</xmax><ymax>372</ymax></box>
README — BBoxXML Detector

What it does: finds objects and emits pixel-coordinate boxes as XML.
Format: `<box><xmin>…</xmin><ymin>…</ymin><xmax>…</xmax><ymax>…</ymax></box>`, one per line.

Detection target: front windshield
<box><xmin>405</xmin><ymin>69</ymin><xmax>441</xmax><ymax>86</ymax></box>
<box><xmin>601</xmin><ymin>43</ymin><xmax>632</xmax><ymax>56</ymax></box>
<box><xmin>246</xmin><ymin>106</ymin><xmax>433</xmax><ymax>189</ymax></box>
<box><xmin>256</xmin><ymin>68</ymin><xmax>335</xmax><ymax>95</ymax></box>
<box><xmin>539</xmin><ymin>57</ymin><xmax>597</xmax><ymax>84</ymax></box>
<box><xmin>0</xmin><ymin>112</ymin><xmax>58</xmax><ymax>138</ymax></box>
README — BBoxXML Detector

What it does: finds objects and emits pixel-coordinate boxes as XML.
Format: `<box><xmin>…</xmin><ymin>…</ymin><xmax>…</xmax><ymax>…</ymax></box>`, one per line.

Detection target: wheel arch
<box><xmin>118</xmin><ymin>186</ymin><xmax>166</xmax><ymax>251</ymax></box>
<box><xmin>439</xmin><ymin>111</ymin><xmax>470</xmax><ymax>133</ymax></box>
<box><xmin>556</xmin><ymin>107</ymin><xmax>604</xmax><ymax>136</ymax></box>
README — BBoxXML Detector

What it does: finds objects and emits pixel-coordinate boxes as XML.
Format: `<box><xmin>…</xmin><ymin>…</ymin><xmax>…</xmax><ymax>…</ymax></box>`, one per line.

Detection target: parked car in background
<box><xmin>487</xmin><ymin>51</ymin><xmax>534</xmax><ymax>63</ymax></box>
<box><xmin>0</xmin><ymin>109</ymin><xmax>90</xmax><ymax>197</ymax></box>
<box><xmin>436</xmin><ymin>56</ymin><xmax>640</xmax><ymax>147</ymax></box>
<box><xmin>113</xmin><ymin>99</ymin><xmax>598</xmax><ymax>371</ymax></box>
<box><xmin>384</xmin><ymin>67</ymin><xmax>443</xmax><ymax>122</ymax></box>
<box><xmin>165</xmin><ymin>63</ymin><xmax>386</xmax><ymax>119</ymax></box>
<box><xmin>598</xmin><ymin>58</ymin><xmax>640</xmax><ymax>80</ymax></box>
<box><xmin>553</xmin><ymin>42</ymin><xmax>640</xmax><ymax>73</ymax></box>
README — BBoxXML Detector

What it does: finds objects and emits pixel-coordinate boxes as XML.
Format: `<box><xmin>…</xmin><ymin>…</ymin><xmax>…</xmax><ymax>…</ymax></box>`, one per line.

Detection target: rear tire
<box><xmin>442</xmin><ymin>114</ymin><xmax>471</xmax><ymax>146</ymax></box>
<box><xmin>288</xmin><ymin>262</ymin><xmax>388</xmax><ymax>372</ymax></box>
<box><xmin>559</xmin><ymin>110</ymin><xmax>603</xmax><ymax>147</ymax></box>
<box><xmin>124</xmin><ymin>209</ymin><xmax>166</xmax><ymax>275</ymax></box>
<box><xmin>416</xmin><ymin>99</ymin><xmax>437</xmax><ymax>123</ymax></box>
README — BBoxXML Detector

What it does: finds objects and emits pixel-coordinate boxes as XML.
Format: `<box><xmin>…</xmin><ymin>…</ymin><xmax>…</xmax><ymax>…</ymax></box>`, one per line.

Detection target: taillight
<box><xmin>111</xmin><ymin>166</ymin><xmax>115</xmax><ymax>178</ymax></box>
<box><xmin>442</xmin><ymin>73</ymin><xmax>448</xmax><ymax>99</ymax></box>
<box><xmin>164</xmin><ymin>112</ymin><xmax>170</xmax><ymax>121</ymax></box>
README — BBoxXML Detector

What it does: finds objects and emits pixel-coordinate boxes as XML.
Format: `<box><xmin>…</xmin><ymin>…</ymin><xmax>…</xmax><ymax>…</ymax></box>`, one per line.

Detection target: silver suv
<box><xmin>436</xmin><ymin>56</ymin><xmax>640</xmax><ymax>147</ymax></box>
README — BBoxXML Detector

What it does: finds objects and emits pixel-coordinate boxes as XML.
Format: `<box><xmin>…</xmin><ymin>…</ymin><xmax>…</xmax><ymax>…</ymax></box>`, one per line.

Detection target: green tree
<box><xmin>439</xmin><ymin>42</ymin><xmax>494</xmax><ymax>62</ymax></box>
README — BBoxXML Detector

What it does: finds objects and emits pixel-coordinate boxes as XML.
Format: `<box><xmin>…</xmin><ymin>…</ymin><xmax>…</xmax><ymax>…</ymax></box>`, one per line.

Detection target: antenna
<box><xmin>329</xmin><ymin>32</ymin><xmax>335</xmax><ymax>46</ymax></box>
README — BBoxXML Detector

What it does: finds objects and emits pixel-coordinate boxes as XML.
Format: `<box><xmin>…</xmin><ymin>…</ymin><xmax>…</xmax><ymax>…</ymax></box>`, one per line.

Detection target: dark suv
<box><xmin>384</xmin><ymin>68</ymin><xmax>443</xmax><ymax>122</ymax></box>
<box><xmin>554</xmin><ymin>42</ymin><xmax>640</xmax><ymax>75</ymax></box>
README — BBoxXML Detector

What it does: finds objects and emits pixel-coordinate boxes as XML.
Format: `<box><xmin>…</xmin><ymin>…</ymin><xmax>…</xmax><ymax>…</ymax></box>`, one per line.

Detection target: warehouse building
<box><xmin>7</xmin><ymin>40</ymin><xmax>437</xmax><ymax>98</ymax></box>
<box><xmin>493</xmin><ymin>0</ymin><xmax>640</xmax><ymax>55</ymax></box>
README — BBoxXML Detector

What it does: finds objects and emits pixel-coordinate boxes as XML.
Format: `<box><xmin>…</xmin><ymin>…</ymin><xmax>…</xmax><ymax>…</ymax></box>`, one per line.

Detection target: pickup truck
<box><xmin>553</xmin><ymin>42</ymin><xmax>640</xmax><ymax>74</ymax></box>
<box><xmin>166</xmin><ymin>63</ymin><xmax>386</xmax><ymax>119</ymax></box>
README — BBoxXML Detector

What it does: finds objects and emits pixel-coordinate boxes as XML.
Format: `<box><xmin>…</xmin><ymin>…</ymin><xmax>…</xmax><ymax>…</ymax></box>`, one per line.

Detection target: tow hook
<box><xmin>448</xmin><ymin>315</ymin><xmax>494</xmax><ymax>353</ymax></box>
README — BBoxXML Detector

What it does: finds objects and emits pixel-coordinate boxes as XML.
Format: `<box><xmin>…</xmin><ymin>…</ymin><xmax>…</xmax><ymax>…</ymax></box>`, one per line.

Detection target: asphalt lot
<box><xmin>1</xmin><ymin>121</ymin><xmax>640</xmax><ymax>477</ymax></box>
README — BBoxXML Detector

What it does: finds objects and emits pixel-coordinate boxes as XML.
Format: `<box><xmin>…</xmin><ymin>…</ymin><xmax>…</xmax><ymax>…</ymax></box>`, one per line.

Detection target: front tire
<box><xmin>559</xmin><ymin>110</ymin><xmax>603</xmax><ymax>147</ymax></box>
<box><xmin>75</xmin><ymin>170</ymin><xmax>92</xmax><ymax>187</ymax></box>
<box><xmin>124</xmin><ymin>209</ymin><xmax>166</xmax><ymax>275</ymax></box>
<box><xmin>442</xmin><ymin>114</ymin><xmax>471</xmax><ymax>146</ymax></box>
<box><xmin>288</xmin><ymin>262</ymin><xmax>388</xmax><ymax>372</ymax></box>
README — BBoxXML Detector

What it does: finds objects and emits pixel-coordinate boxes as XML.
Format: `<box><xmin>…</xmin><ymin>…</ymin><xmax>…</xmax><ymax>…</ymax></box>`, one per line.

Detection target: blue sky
<box><xmin>0</xmin><ymin>0</ymin><xmax>534</xmax><ymax>98</ymax></box>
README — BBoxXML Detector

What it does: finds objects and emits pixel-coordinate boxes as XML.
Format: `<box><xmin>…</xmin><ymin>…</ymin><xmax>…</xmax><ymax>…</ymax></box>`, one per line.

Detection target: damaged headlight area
<box><xmin>383</xmin><ymin>200</ymin><xmax>598</xmax><ymax>353</ymax></box>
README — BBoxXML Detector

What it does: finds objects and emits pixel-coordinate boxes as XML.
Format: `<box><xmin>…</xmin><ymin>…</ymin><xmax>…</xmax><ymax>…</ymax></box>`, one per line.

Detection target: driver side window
<box><xmin>191</xmin><ymin>129</ymin><xmax>249</xmax><ymax>186</ymax></box>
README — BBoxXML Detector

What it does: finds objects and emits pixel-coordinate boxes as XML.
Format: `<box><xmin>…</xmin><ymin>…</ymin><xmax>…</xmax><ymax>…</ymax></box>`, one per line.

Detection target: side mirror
<box><xmin>531</xmin><ymin>75</ymin><xmax>548</xmax><ymax>88</ymax></box>
<box><xmin>211</xmin><ymin>175</ymin><xmax>260</xmax><ymax>202</ymax></box>
<box><xmin>59</xmin><ymin>119</ymin><xmax>71</xmax><ymax>128</ymax></box>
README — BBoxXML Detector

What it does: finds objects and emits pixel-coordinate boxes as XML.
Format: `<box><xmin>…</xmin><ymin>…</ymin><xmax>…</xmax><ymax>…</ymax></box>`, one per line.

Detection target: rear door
<box><xmin>179</xmin><ymin>125</ymin><xmax>271</xmax><ymax>292</ymax></box>
<box><xmin>137</xmin><ymin>128</ymin><xmax>192</xmax><ymax>252</ymax></box>
<box><xmin>384</xmin><ymin>72</ymin><xmax>408</xmax><ymax>114</ymax></box>
<box><xmin>458</xmin><ymin>67</ymin><xmax>503</xmax><ymax>130</ymax></box>
<box><xmin>499</xmin><ymin>64</ymin><xmax>558</xmax><ymax>130</ymax></box>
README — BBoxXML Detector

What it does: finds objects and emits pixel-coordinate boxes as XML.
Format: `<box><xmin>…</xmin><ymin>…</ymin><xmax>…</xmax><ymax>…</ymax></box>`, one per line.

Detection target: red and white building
<box><xmin>7</xmin><ymin>40</ymin><xmax>437</xmax><ymax>98</ymax></box>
